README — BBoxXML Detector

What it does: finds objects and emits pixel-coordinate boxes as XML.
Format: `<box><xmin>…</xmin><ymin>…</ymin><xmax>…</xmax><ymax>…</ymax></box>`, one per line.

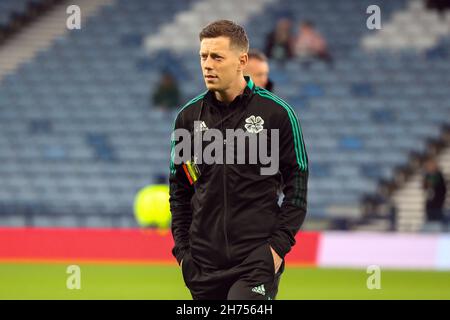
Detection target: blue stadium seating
<box><xmin>0</xmin><ymin>0</ymin><xmax>449</xmax><ymax>227</ymax></box>
<box><xmin>0</xmin><ymin>0</ymin><xmax>31</xmax><ymax>26</ymax></box>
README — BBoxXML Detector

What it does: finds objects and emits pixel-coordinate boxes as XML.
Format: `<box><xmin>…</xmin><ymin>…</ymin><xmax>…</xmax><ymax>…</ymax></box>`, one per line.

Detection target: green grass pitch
<box><xmin>1</xmin><ymin>263</ymin><xmax>449</xmax><ymax>299</ymax></box>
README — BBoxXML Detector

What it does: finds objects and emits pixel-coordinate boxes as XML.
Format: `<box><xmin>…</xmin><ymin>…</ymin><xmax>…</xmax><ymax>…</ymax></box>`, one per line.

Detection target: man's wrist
<box><xmin>270</xmin><ymin>246</ymin><xmax>281</xmax><ymax>260</ymax></box>
<box><xmin>268</xmin><ymin>240</ymin><xmax>287</xmax><ymax>260</ymax></box>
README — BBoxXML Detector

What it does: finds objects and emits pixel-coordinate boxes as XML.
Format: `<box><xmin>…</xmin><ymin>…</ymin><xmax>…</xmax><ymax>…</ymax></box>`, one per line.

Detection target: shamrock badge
<box><xmin>244</xmin><ymin>115</ymin><xmax>264</xmax><ymax>134</ymax></box>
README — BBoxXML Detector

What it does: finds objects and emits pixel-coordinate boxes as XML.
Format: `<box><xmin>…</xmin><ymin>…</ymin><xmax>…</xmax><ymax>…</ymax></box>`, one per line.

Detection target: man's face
<box><xmin>425</xmin><ymin>160</ymin><xmax>437</xmax><ymax>173</ymax></box>
<box><xmin>245</xmin><ymin>58</ymin><xmax>269</xmax><ymax>88</ymax></box>
<box><xmin>200</xmin><ymin>36</ymin><xmax>246</xmax><ymax>92</ymax></box>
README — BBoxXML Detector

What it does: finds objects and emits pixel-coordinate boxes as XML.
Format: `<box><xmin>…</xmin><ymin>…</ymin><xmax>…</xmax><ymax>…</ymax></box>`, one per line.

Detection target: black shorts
<box><xmin>181</xmin><ymin>243</ymin><xmax>285</xmax><ymax>300</ymax></box>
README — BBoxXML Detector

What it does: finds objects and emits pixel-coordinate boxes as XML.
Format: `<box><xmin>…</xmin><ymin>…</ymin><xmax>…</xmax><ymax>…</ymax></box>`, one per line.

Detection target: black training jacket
<box><xmin>169</xmin><ymin>76</ymin><xmax>308</xmax><ymax>270</ymax></box>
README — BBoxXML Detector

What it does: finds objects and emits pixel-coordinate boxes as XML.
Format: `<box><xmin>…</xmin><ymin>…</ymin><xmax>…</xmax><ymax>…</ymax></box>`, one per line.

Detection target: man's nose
<box><xmin>203</xmin><ymin>57</ymin><xmax>213</xmax><ymax>70</ymax></box>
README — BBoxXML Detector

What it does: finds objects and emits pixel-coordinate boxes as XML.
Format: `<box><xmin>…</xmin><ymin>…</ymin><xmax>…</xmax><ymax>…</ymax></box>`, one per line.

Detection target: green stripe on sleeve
<box><xmin>255</xmin><ymin>88</ymin><xmax>308</xmax><ymax>171</ymax></box>
<box><xmin>169</xmin><ymin>91</ymin><xmax>207</xmax><ymax>174</ymax></box>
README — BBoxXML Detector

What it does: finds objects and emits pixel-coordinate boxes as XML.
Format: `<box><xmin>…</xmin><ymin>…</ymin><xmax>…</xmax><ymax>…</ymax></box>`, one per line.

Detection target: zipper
<box><xmin>221</xmin><ymin>111</ymin><xmax>231</xmax><ymax>263</ymax></box>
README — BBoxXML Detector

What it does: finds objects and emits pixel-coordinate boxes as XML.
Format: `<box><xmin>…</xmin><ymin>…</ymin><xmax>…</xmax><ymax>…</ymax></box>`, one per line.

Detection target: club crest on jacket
<box><xmin>245</xmin><ymin>115</ymin><xmax>264</xmax><ymax>134</ymax></box>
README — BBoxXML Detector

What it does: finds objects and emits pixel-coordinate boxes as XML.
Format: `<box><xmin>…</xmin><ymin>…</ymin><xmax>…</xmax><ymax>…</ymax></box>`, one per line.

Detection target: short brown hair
<box><xmin>199</xmin><ymin>20</ymin><xmax>249</xmax><ymax>52</ymax></box>
<box><xmin>248</xmin><ymin>49</ymin><xmax>268</xmax><ymax>62</ymax></box>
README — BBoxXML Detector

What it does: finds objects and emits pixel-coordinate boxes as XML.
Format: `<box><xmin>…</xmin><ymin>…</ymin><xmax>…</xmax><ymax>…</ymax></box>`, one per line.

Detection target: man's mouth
<box><xmin>205</xmin><ymin>75</ymin><xmax>217</xmax><ymax>80</ymax></box>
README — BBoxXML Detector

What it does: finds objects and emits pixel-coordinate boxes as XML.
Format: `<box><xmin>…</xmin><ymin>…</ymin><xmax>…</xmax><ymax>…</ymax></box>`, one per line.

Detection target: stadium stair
<box><xmin>144</xmin><ymin>0</ymin><xmax>276</xmax><ymax>53</ymax></box>
<box><xmin>393</xmin><ymin>144</ymin><xmax>450</xmax><ymax>232</ymax></box>
<box><xmin>0</xmin><ymin>0</ymin><xmax>114</xmax><ymax>80</ymax></box>
<box><xmin>362</xmin><ymin>0</ymin><xmax>450</xmax><ymax>52</ymax></box>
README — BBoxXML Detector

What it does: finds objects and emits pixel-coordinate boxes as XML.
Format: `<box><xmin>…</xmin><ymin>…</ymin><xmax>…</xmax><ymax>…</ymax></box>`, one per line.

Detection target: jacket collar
<box><xmin>205</xmin><ymin>76</ymin><xmax>255</xmax><ymax>109</ymax></box>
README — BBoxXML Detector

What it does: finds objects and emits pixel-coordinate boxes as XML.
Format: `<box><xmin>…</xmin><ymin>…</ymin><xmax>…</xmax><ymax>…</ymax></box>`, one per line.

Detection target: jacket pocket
<box><xmin>263</xmin><ymin>243</ymin><xmax>276</xmax><ymax>276</ymax></box>
<box><xmin>181</xmin><ymin>252</ymin><xmax>193</xmax><ymax>288</ymax></box>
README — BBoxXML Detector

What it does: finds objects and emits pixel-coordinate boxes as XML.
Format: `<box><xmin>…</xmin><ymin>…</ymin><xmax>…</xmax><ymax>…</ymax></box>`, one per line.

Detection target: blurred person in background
<box><xmin>426</xmin><ymin>0</ymin><xmax>450</xmax><ymax>19</ymax></box>
<box><xmin>422</xmin><ymin>158</ymin><xmax>448</xmax><ymax>232</ymax></box>
<box><xmin>264</xmin><ymin>17</ymin><xmax>294</xmax><ymax>63</ymax></box>
<box><xmin>293</xmin><ymin>21</ymin><xmax>333</xmax><ymax>67</ymax></box>
<box><xmin>244</xmin><ymin>49</ymin><xmax>274</xmax><ymax>92</ymax></box>
<box><xmin>152</xmin><ymin>70</ymin><xmax>181</xmax><ymax>112</ymax></box>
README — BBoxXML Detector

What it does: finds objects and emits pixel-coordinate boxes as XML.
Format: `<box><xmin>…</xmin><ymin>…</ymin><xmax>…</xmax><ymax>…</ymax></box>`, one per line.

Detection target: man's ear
<box><xmin>237</xmin><ymin>52</ymin><xmax>248</xmax><ymax>72</ymax></box>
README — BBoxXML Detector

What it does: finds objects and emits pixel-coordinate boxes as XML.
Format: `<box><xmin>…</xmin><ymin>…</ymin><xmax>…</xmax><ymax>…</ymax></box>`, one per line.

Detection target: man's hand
<box><xmin>270</xmin><ymin>246</ymin><xmax>282</xmax><ymax>274</ymax></box>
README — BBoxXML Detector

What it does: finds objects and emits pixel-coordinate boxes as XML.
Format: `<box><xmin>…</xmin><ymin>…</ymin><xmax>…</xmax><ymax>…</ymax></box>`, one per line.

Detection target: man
<box><xmin>244</xmin><ymin>49</ymin><xmax>274</xmax><ymax>92</ymax></box>
<box><xmin>264</xmin><ymin>17</ymin><xmax>294</xmax><ymax>62</ymax></box>
<box><xmin>293</xmin><ymin>21</ymin><xmax>332</xmax><ymax>66</ymax></box>
<box><xmin>169</xmin><ymin>20</ymin><xmax>308</xmax><ymax>300</ymax></box>
<box><xmin>152</xmin><ymin>69</ymin><xmax>181</xmax><ymax>111</ymax></box>
<box><xmin>423</xmin><ymin>158</ymin><xmax>447</xmax><ymax>232</ymax></box>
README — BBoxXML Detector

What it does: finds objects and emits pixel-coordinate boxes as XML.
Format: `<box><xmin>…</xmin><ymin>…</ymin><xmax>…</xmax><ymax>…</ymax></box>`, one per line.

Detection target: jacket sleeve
<box><xmin>268</xmin><ymin>110</ymin><xmax>308</xmax><ymax>259</ymax></box>
<box><xmin>169</xmin><ymin>113</ymin><xmax>194</xmax><ymax>265</ymax></box>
